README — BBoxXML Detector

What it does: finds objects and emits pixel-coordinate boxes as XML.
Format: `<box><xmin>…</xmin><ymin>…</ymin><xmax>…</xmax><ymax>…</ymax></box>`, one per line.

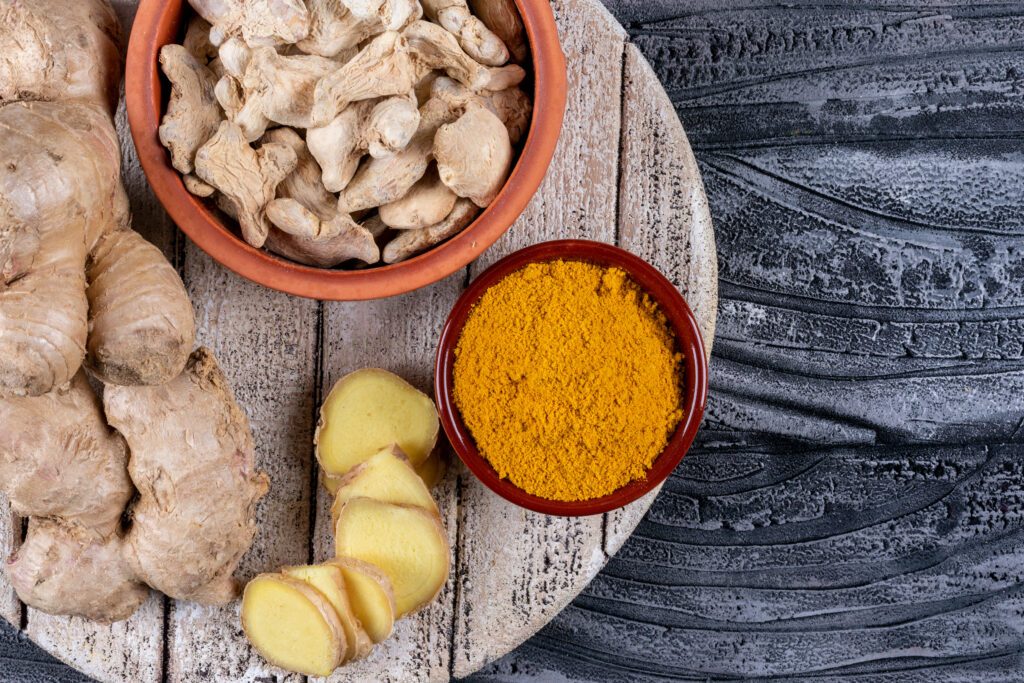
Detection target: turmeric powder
<box><xmin>453</xmin><ymin>260</ymin><xmax>684</xmax><ymax>502</ymax></box>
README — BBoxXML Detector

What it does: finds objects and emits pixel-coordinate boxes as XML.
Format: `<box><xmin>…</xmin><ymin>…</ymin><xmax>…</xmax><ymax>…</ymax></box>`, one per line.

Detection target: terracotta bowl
<box><xmin>126</xmin><ymin>1</ymin><xmax>566</xmax><ymax>301</ymax></box>
<box><xmin>434</xmin><ymin>240</ymin><xmax>709</xmax><ymax>516</ymax></box>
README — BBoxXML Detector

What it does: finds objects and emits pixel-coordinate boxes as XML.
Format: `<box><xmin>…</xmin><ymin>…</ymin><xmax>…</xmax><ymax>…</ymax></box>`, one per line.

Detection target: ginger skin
<box><xmin>105</xmin><ymin>349</ymin><xmax>271</xmax><ymax>605</ymax></box>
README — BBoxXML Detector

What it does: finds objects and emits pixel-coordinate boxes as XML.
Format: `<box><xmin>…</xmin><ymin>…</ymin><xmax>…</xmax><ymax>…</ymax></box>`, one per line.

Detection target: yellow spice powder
<box><xmin>452</xmin><ymin>260</ymin><xmax>684</xmax><ymax>502</ymax></box>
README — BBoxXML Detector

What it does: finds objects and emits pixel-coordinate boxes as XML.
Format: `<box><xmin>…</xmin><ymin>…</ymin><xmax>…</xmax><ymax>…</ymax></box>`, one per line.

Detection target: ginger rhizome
<box><xmin>0</xmin><ymin>0</ymin><xmax>267</xmax><ymax>624</ymax></box>
<box><xmin>241</xmin><ymin>369</ymin><xmax>450</xmax><ymax>676</ymax></box>
<box><xmin>158</xmin><ymin>0</ymin><xmax>532</xmax><ymax>266</ymax></box>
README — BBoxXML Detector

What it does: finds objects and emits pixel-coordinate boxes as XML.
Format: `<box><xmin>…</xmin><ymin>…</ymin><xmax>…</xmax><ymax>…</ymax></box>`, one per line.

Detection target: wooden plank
<box><xmin>315</xmin><ymin>275</ymin><xmax>464</xmax><ymax>683</ymax></box>
<box><xmin>164</xmin><ymin>247</ymin><xmax>320</xmax><ymax>683</ymax></box>
<box><xmin>605</xmin><ymin>43</ymin><xmax>719</xmax><ymax>554</ymax></box>
<box><xmin>451</xmin><ymin>0</ymin><xmax>628</xmax><ymax>677</ymax></box>
<box><xmin>0</xmin><ymin>496</ymin><xmax>20</xmax><ymax>628</ymax></box>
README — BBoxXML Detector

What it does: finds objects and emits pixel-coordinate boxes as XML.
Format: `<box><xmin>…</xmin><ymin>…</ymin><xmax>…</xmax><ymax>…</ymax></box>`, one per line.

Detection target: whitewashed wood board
<box><xmin>0</xmin><ymin>0</ymin><xmax>718</xmax><ymax>681</ymax></box>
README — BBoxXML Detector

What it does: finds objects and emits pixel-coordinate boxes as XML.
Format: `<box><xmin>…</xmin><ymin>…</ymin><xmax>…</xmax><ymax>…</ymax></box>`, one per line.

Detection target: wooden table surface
<box><xmin>4</xmin><ymin>0</ymin><xmax>1024</xmax><ymax>681</ymax></box>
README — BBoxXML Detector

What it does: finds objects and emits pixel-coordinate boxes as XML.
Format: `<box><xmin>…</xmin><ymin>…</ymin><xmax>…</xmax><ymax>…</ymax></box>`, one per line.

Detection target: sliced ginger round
<box><xmin>328</xmin><ymin>558</ymin><xmax>397</xmax><ymax>644</ymax></box>
<box><xmin>330</xmin><ymin>445</ymin><xmax>439</xmax><ymax>520</ymax></box>
<box><xmin>335</xmin><ymin>498</ymin><xmax>450</xmax><ymax>617</ymax></box>
<box><xmin>283</xmin><ymin>564</ymin><xmax>373</xmax><ymax>662</ymax></box>
<box><xmin>316</xmin><ymin>369</ymin><xmax>439</xmax><ymax>477</ymax></box>
<box><xmin>241</xmin><ymin>574</ymin><xmax>346</xmax><ymax>677</ymax></box>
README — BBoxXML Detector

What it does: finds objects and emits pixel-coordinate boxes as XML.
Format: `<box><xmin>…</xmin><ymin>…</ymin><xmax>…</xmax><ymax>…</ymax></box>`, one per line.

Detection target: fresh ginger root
<box><xmin>0</xmin><ymin>0</ymin><xmax>196</xmax><ymax>397</ymax></box>
<box><xmin>7</xmin><ymin>520</ymin><xmax>150</xmax><ymax>623</ymax></box>
<box><xmin>105</xmin><ymin>349</ymin><xmax>270</xmax><ymax>604</ymax></box>
<box><xmin>0</xmin><ymin>0</ymin><xmax>263</xmax><ymax>626</ymax></box>
<box><xmin>0</xmin><ymin>372</ymin><xmax>132</xmax><ymax>535</ymax></box>
<box><xmin>316</xmin><ymin>368</ymin><xmax>440</xmax><ymax>477</ymax></box>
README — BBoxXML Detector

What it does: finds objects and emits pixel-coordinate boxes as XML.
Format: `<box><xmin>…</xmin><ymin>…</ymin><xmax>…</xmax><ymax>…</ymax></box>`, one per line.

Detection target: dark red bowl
<box><xmin>434</xmin><ymin>240</ymin><xmax>709</xmax><ymax>516</ymax></box>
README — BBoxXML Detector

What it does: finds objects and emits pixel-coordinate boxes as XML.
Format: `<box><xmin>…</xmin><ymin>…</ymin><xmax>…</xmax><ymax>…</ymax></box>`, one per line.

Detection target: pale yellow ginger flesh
<box><xmin>335</xmin><ymin>498</ymin><xmax>450</xmax><ymax>617</ymax></box>
<box><xmin>284</xmin><ymin>564</ymin><xmax>373</xmax><ymax>662</ymax></box>
<box><xmin>316</xmin><ymin>368</ymin><xmax>439</xmax><ymax>477</ymax></box>
<box><xmin>330</xmin><ymin>445</ymin><xmax>440</xmax><ymax>520</ymax></box>
<box><xmin>242</xmin><ymin>575</ymin><xmax>346</xmax><ymax>677</ymax></box>
<box><xmin>105</xmin><ymin>348</ymin><xmax>270</xmax><ymax>604</ymax></box>
<box><xmin>328</xmin><ymin>558</ymin><xmax>397</xmax><ymax>644</ymax></box>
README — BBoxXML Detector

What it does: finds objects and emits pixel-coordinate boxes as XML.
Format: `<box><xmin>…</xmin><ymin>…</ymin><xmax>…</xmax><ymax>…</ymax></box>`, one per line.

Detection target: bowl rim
<box><xmin>125</xmin><ymin>0</ymin><xmax>567</xmax><ymax>301</ymax></box>
<box><xmin>434</xmin><ymin>240</ymin><xmax>710</xmax><ymax>517</ymax></box>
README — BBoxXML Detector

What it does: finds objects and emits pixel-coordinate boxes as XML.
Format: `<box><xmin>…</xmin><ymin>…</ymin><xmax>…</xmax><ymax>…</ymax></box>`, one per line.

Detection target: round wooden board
<box><xmin>0</xmin><ymin>1</ymin><xmax>717</xmax><ymax>681</ymax></box>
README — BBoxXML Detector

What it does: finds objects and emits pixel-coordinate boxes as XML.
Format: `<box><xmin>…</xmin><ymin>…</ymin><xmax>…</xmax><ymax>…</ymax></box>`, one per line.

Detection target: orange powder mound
<box><xmin>452</xmin><ymin>260</ymin><xmax>684</xmax><ymax>502</ymax></box>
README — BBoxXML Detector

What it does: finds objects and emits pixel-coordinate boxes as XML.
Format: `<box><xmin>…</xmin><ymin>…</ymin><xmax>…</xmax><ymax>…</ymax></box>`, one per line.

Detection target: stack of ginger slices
<box><xmin>242</xmin><ymin>370</ymin><xmax>450</xmax><ymax>676</ymax></box>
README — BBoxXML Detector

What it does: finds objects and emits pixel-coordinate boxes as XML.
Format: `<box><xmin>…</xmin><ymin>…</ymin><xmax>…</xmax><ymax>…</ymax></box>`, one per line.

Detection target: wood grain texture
<box><xmin>0</xmin><ymin>497</ymin><xmax>19</xmax><ymax>628</ymax></box>
<box><xmin>0</xmin><ymin>0</ymin><xmax>719</xmax><ymax>681</ymax></box>
<box><xmin>470</xmin><ymin>2</ymin><xmax>1024</xmax><ymax>681</ymax></box>
<box><xmin>164</xmin><ymin>247</ymin><xmax>319</xmax><ymax>683</ymax></box>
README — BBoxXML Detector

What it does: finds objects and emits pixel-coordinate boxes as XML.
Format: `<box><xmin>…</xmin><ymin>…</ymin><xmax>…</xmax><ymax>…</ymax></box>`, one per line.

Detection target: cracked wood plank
<box><xmin>473</xmin><ymin>2</ymin><xmax>1024</xmax><ymax>681</ymax></box>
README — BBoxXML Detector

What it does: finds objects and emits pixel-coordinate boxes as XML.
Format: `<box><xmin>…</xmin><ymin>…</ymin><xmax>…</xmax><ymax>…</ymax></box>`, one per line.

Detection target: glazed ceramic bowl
<box><xmin>434</xmin><ymin>240</ymin><xmax>709</xmax><ymax>516</ymax></box>
<box><xmin>126</xmin><ymin>1</ymin><xmax>566</xmax><ymax>301</ymax></box>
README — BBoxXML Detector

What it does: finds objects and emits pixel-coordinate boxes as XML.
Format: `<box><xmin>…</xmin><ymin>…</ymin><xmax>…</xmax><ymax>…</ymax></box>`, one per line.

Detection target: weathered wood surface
<box><xmin>0</xmin><ymin>0</ymin><xmax>717</xmax><ymax>681</ymax></box>
<box><xmin>469</xmin><ymin>1</ymin><xmax>1024</xmax><ymax>681</ymax></box>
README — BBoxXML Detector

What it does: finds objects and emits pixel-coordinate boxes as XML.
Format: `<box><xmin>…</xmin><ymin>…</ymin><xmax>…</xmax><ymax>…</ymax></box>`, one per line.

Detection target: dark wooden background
<box><xmin>4</xmin><ymin>0</ymin><xmax>1024</xmax><ymax>680</ymax></box>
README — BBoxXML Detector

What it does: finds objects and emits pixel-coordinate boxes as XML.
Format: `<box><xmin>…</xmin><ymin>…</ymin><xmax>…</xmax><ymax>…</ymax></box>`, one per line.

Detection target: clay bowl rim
<box><xmin>125</xmin><ymin>0</ymin><xmax>567</xmax><ymax>301</ymax></box>
<box><xmin>434</xmin><ymin>240</ymin><xmax>710</xmax><ymax>517</ymax></box>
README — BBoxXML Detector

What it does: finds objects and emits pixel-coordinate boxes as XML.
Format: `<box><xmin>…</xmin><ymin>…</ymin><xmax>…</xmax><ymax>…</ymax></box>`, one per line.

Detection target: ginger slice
<box><xmin>315</xmin><ymin>368</ymin><xmax>439</xmax><ymax>477</ymax></box>
<box><xmin>334</xmin><ymin>499</ymin><xmax>450</xmax><ymax>617</ymax></box>
<box><xmin>283</xmin><ymin>564</ymin><xmax>373</xmax><ymax>662</ymax></box>
<box><xmin>241</xmin><ymin>574</ymin><xmax>346</xmax><ymax>677</ymax></box>
<box><xmin>328</xmin><ymin>558</ymin><xmax>397</xmax><ymax>644</ymax></box>
<box><xmin>329</xmin><ymin>445</ymin><xmax>440</xmax><ymax>519</ymax></box>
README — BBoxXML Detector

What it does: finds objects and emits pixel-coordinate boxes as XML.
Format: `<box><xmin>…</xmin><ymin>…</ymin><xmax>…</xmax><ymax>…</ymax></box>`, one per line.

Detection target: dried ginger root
<box><xmin>422</xmin><ymin>0</ymin><xmax>509</xmax><ymax>66</ymax></box>
<box><xmin>195</xmin><ymin>121</ymin><xmax>298</xmax><ymax>248</ymax></box>
<box><xmin>159</xmin><ymin>44</ymin><xmax>223</xmax><ymax>175</ymax></box>
<box><xmin>434</xmin><ymin>102</ymin><xmax>513</xmax><ymax>207</ymax></box>
<box><xmin>383</xmin><ymin>197</ymin><xmax>480</xmax><ymax>263</ymax></box>
<box><xmin>159</xmin><ymin>0</ymin><xmax>532</xmax><ymax>266</ymax></box>
<box><xmin>263</xmin><ymin>128</ymin><xmax>380</xmax><ymax>266</ymax></box>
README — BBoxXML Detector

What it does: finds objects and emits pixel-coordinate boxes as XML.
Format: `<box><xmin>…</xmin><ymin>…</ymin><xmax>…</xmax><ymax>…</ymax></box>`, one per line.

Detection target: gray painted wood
<box><xmin>0</xmin><ymin>1</ymin><xmax>718</xmax><ymax>681</ymax></box>
<box><xmin>469</xmin><ymin>1</ymin><xmax>1024</xmax><ymax>682</ymax></box>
